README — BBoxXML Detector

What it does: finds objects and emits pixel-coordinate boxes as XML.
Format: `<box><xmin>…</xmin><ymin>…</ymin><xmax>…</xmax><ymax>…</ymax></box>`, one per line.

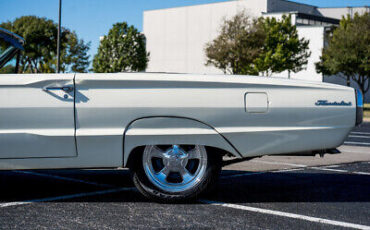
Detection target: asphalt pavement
<box><xmin>344</xmin><ymin>122</ymin><xmax>370</xmax><ymax>147</ymax></box>
<box><xmin>0</xmin><ymin>124</ymin><xmax>369</xmax><ymax>230</ymax></box>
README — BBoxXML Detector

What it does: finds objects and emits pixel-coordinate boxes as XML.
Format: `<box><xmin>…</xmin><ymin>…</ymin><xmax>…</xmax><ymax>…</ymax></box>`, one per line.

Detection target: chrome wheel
<box><xmin>142</xmin><ymin>145</ymin><xmax>208</xmax><ymax>193</ymax></box>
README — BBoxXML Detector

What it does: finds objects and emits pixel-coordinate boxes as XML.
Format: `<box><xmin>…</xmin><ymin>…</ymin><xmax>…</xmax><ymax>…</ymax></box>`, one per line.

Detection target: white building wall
<box><xmin>262</xmin><ymin>12</ymin><xmax>297</xmax><ymax>25</ymax></box>
<box><xmin>144</xmin><ymin>0</ymin><xmax>268</xmax><ymax>74</ymax></box>
<box><xmin>288</xmin><ymin>26</ymin><xmax>324</xmax><ymax>81</ymax></box>
<box><xmin>143</xmin><ymin>0</ymin><xmax>331</xmax><ymax>82</ymax></box>
<box><xmin>318</xmin><ymin>7</ymin><xmax>369</xmax><ymax>19</ymax></box>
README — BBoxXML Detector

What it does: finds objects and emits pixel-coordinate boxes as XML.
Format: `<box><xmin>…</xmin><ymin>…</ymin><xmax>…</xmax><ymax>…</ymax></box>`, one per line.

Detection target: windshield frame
<box><xmin>0</xmin><ymin>28</ymin><xmax>25</xmax><ymax>71</ymax></box>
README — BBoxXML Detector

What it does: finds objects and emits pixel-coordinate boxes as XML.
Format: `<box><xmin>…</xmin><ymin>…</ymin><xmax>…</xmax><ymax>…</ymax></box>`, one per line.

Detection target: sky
<box><xmin>0</xmin><ymin>0</ymin><xmax>369</xmax><ymax>61</ymax></box>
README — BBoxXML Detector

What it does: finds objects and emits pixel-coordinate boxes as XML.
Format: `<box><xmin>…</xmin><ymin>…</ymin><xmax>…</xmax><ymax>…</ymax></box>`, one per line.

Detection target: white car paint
<box><xmin>0</xmin><ymin>74</ymin><xmax>76</xmax><ymax>159</ymax></box>
<box><xmin>0</xmin><ymin>73</ymin><xmax>356</xmax><ymax>170</ymax></box>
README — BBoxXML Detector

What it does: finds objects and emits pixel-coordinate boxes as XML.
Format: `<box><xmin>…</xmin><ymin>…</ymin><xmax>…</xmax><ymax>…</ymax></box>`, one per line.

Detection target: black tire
<box><xmin>130</xmin><ymin>146</ymin><xmax>222</xmax><ymax>203</ymax></box>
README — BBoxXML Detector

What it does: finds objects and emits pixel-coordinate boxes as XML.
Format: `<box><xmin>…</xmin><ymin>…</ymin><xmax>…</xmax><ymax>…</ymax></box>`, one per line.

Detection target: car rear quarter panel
<box><xmin>74</xmin><ymin>73</ymin><xmax>355</xmax><ymax>167</ymax></box>
<box><xmin>0</xmin><ymin>73</ymin><xmax>355</xmax><ymax>170</ymax></box>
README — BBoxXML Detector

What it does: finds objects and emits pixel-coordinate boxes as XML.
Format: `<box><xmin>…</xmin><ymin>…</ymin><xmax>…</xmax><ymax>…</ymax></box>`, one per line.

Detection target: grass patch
<box><xmin>364</xmin><ymin>110</ymin><xmax>370</xmax><ymax>119</ymax></box>
<box><xmin>363</xmin><ymin>104</ymin><xmax>370</xmax><ymax>119</ymax></box>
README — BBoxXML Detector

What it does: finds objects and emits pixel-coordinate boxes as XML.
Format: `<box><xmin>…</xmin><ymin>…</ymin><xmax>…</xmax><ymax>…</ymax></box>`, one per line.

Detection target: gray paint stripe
<box><xmin>222</xmin><ymin>160</ymin><xmax>370</xmax><ymax>178</ymax></box>
<box><xmin>350</xmin><ymin>132</ymin><xmax>370</xmax><ymax>135</ymax></box>
<box><xmin>13</xmin><ymin>170</ymin><xmax>115</xmax><ymax>188</ymax></box>
<box><xmin>220</xmin><ymin>168</ymin><xmax>304</xmax><ymax>180</ymax></box>
<box><xmin>0</xmin><ymin>187</ymin><xmax>136</xmax><ymax>208</ymax></box>
<box><xmin>348</xmin><ymin>135</ymin><xmax>370</xmax><ymax>139</ymax></box>
<box><xmin>344</xmin><ymin>141</ymin><xmax>370</xmax><ymax>146</ymax></box>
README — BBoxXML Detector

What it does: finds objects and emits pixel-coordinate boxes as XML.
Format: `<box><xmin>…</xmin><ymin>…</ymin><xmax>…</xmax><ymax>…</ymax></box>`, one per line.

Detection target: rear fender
<box><xmin>123</xmin><ymin>117</ymin><xmax>241</xmax><ymax>166</ymax></box>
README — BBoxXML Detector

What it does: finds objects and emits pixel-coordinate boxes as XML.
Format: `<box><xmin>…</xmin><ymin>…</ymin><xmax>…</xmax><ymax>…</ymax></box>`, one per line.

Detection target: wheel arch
<box><xmin>123</xmin><ymin>116</ymin><xmax>241</xmax><ymax>167</ymax></box>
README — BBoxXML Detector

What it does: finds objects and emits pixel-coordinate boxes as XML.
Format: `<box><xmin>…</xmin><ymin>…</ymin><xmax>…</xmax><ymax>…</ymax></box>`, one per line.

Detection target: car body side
<box><xmin>0</xmin><ymin>73</ymin><xmax>356</xmax><ymax>170</ymax></box>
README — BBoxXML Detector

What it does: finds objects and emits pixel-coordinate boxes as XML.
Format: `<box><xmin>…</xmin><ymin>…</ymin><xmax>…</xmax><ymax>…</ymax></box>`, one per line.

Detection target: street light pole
<box><xmin>57</xmin><ymin>0</ymin><xmax>62</xmax><ymax>73</ymax></box>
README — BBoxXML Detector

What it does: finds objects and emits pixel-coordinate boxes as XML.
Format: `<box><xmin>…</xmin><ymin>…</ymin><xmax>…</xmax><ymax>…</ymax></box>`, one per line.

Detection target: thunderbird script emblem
<box><xmin>315</xmin><ymin>100</ymin><xmax>352</xmax><ymax>106</ymax></box>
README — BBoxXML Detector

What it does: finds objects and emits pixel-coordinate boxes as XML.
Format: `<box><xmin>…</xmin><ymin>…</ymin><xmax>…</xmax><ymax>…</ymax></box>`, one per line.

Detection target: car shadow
<box><xmin>210</xmin><ymin>169</ymin><xmax>370</xmax><ymax>203</ymax></box>
<box><xmin>0</xmin><ymin>169</ymin><xmax>369</xmax><ymax>203</ymax></box>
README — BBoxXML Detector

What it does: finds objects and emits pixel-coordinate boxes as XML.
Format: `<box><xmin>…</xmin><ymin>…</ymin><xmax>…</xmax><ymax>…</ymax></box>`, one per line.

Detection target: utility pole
<box><xmin>57</xmin><ymin>0</ymin><xmax>62</xmax><ymax>73</ymax></box>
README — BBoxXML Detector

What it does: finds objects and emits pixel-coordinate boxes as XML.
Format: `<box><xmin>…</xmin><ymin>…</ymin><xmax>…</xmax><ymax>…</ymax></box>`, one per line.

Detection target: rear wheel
<box><xmin>131</xmin><ymin>145</ymin><xmax>221</xmax><ymax>202</ymax></box>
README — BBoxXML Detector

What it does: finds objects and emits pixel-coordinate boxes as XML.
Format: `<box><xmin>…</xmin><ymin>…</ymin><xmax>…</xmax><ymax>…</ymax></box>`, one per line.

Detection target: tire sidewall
<box><xmin>131</xmin><ymin>146</ymin><xmax>221</xmax><ymax>202</ymax></box>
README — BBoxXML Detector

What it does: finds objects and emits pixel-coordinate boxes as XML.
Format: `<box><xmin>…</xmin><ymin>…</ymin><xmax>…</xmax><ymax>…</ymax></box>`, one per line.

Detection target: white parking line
<box><xmin>252</xmin><ymin>159</ymin><xmax>306</xmax><ymax>167</ymax></box>
<box><xmin>354</xmin><ymin>171</ymin><xmax>370</xmax><ymax>175</ymax></box>
<box><xmin>200</xmin><ymin>200</ymin><xmax>370</xmax><ymax>230</ymax></box>
<box><xmin>222</xmin><ymin>166</ymin><xmax>370</xmax><ymax>180</ymax></box>
<box><xmin>232</xmin><ymin>160</ymin><xmax>370</xmax><ymax>176</ymax></box>
<box><xmin>291</xmin><ymin>165</ymin><xmax>370</xmax><ymax>176</ymax></box>
<box><xmin>0</xmin><ymin>187</ymin><xmax>136</xmax><ymax>208</ymax></box>
<box><xmin>348</xmin><ymin>135</ymin><xmax>370</xmax><ymax>139</ymax></box>
<box><xmin>13</xmin><ymin>170</ymin><xmax>115</xmax><ymax>188</ymax></box>
<box><xmin>344</xmin><ymin>141</ymin><xmax>370</xmax><ymax>146</ymax></box>
<box><xmin>324</xmin><ymin>165</ymin><xmax>340</xmax><ymax>168</ymax></box>
<box><xmin>221</xmin><ymin>168</ymin><xmax>304</xmax><ymax>179</ymax></box>
<box><xmin>351</xmin><ymin>132</ymin><xmax>370</xmax><ymax>135</ymax></box>
<box><xmin>271</xmin><ymin>168</ymin><xmax>304</xmax><ymax>173</ymax></box>
<box><xmin>310</xmin><ymin>167</ymin><xmax>348</xmax><ymax>173</ymax></box>
<box><xmin>221</xmin><ymin>171</ymin><xmax>264</xmax><ymax>179</ymax></box>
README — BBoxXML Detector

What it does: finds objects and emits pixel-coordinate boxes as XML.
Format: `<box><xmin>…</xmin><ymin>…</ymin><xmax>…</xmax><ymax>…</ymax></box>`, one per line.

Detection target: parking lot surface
<box><xmin>344</xmin><ymin>122</ymin><xmax>370</xmax><ymax>147</ymax></box>
<box><xmin>0</xmin><ymin>124</ymin><xmax>369</xmax><ymax>230</ymax></box>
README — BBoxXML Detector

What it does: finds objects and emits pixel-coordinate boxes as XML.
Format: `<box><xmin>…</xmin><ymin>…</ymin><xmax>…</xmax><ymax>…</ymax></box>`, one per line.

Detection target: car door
<box><xmin>0</xmin><ymin>74</ymin><xmax>77</xmax><ymax>159</ymax></box>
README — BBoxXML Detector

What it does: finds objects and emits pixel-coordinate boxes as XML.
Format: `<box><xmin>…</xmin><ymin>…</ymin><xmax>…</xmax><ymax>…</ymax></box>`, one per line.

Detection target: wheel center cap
<box><xmin>163</xmin><ymin>145</ymin><xmax>188</xmax><ymax>167</ymax></box>
<box><xmin>168</xmin><ymin>157</ymin><xmax>181</xmax><ymax>167</ymax></box>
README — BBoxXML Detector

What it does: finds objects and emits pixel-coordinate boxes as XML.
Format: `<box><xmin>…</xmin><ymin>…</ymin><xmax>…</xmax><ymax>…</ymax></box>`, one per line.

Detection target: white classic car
<box><xmin>0</xmin><ymin>28</ymin><xmax>363</xmax><ymax>202</ymax></box>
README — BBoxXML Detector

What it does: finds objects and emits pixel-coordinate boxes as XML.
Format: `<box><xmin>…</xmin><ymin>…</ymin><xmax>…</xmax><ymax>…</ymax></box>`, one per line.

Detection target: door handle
<box><xmin>43</xmin><ymin>86</ymin><xmax>74</xmax><ymax>92</ymax></box>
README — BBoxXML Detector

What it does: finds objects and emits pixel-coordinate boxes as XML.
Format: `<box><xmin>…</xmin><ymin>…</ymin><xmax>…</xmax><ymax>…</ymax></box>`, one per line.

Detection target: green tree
<box><xmin>205</xmin><ymin>13</ymin><xmax>310</xmax><ymax>76</ymax></box>
<box><xmin>205</xmin><ymin>12</ymin><xmax>265</xmax><ymax>75</ymax></box>
<box><xmin>0</xmin><ymin>16</ymin><xmax>90</xmax><ymax>73</ymax></box>
<box><xmin>61</xmin><ymin>31</ymin><xmax>90</xmax><ymax>73</ymax></box>
<box><xmin>93</xmin><ymin>22</ymin><xmax>149</xmax><ymax>73</ymax></box>
<box><xmin>0</xmin><ymin>65</ymin><xmax>15</xmax><ymax>74</ymax></box>
<box><xmin>316</xmin><ymin>13</ymin><xmax>370</xmax><ymax>96</ymax></box>
<box><xmin>254</xmin><ymin>15</ymin><xmax>311</xmax><ymax>76</ymax></box>
<box><xmin>0</xmin><ymin>46</ymin><xmax>15</xmax><ymax>74</ymax></box>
